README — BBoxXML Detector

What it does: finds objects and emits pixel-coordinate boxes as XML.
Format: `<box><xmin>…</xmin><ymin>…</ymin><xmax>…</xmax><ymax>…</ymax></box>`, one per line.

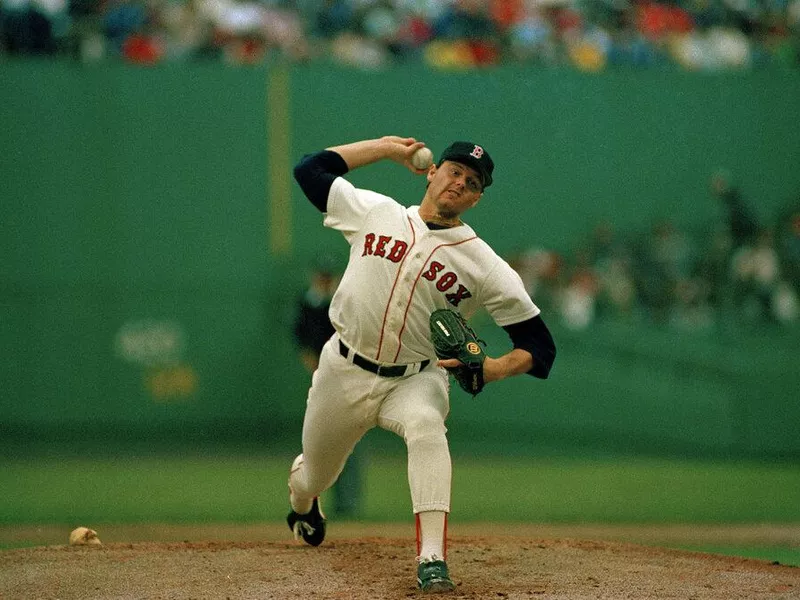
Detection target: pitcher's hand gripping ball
<box><xmin>429</xmin><ymin>309</ymin><xmax>486</xmax><ymax>395</ymax></box>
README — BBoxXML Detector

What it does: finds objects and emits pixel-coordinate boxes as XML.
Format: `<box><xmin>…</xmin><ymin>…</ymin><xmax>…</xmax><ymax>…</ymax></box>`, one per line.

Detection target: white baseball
<box><xmin>411</xmin><ymin>147</ymin><xmax>433</xmax><ymax>170</ymax></box>
<box><xmin>69</xmin><ymin>526</ymin><xmax>102</xmax><ymax>546</ymax></box>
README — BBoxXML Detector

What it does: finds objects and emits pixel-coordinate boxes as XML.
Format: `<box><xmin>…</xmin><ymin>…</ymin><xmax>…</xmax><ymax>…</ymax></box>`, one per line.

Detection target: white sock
<box><xmin>417</xmin><ymin>510</ymin><xmax>447</xmax><ymax>561</ymax></box>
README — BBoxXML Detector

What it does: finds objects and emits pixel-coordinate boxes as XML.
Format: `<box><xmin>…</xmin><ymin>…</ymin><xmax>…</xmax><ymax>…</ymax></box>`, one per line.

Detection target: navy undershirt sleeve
<box><xmin>502</xmin><ymin>315</ymin><xmax>556</xmax><ymax>379</ymax></box>
<box><xmin>293</xmin><ymin>150</ymin><xmax>350</xmax><ymax>212</ymax></box>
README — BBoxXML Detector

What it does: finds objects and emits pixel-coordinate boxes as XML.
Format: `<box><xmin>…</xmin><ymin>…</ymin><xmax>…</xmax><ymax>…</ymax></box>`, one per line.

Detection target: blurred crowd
<box><xmin>508</xmin><ymin>171</ymin><xmax>800</xmax><ymax>332</ymax></box>
<box><xmin>1</xmin><ymin>0</ymin><xmax>799</xmax><ymax>70</ymax></box>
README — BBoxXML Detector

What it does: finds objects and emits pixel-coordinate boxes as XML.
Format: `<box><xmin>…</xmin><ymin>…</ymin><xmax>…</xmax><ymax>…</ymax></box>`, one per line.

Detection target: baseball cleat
<box><xmin>286</xmin><ymin>497</ymin><xmax>326</xmax><ymax>546</ymax></box>
<box><xmin>417</xmin><ymin>559</ymin><xmax>456</xmax><ymax>593</ymax></box>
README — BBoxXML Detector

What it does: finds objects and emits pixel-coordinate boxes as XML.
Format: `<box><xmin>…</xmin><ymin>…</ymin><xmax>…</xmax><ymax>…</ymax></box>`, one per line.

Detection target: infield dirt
<box><xmin>1</xmin><ymin>524</ymin><xmax>798</xmax><ymax>599</ymax></box>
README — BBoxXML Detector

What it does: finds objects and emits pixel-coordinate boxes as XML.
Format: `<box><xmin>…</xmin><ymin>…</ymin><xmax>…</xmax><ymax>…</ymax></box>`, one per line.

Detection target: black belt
<box><xmin>339</xmin><ymin>340</ymin><xmax>430</xmax><ymax>378</ymax></box>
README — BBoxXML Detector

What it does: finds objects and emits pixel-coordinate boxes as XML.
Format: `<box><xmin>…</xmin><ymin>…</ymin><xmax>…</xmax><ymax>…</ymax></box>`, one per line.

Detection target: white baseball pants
<box><xmin>289</xmin><ymin>334</ymin><xmax>452</xmax><ymax>514</ymax></box>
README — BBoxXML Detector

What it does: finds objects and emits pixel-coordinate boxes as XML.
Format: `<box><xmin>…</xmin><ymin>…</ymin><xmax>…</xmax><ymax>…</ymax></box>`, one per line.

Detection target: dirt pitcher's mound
<box><xmin>2</xmin><ymin>536</ymin><xmax>798</xmax><ymax>600</ymax></box>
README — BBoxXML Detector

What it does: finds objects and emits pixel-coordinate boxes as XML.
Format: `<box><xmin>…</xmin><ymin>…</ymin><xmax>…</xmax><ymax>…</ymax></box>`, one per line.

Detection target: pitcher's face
<box><xmin>424</xmin><ymin>160</ymin><xmax>483</xmax><ymax>218</ymax></box>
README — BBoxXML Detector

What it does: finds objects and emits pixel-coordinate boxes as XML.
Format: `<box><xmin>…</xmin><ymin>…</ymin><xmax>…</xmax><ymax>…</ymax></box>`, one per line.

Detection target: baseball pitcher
<box><xmin>286</xmin><ymin>136</ymin><xmax>556</xmax><ymax>593</ymax></box>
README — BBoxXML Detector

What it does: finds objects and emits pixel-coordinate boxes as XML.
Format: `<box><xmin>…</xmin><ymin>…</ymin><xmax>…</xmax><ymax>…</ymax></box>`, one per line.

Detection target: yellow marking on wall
<box><xmin>267</xmin><ymin>65</ymin><xmax>292</xmax><ymax>254</ymax></box>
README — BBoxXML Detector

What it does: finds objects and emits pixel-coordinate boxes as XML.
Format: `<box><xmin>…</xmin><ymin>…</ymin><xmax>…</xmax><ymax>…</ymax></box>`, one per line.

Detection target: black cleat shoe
<box><xmin>286</xmin><ymin>497</ymin><xmax>326</xmax><ymax>546</ymax></box>
<box><xmin>417</xmin><ymin>559</ymin><xmax>456</xmax><ymax>593</ymax></box>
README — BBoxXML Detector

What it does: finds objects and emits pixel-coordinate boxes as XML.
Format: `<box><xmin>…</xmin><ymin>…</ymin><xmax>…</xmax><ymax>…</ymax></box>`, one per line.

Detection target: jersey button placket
<box><xmin>384</xmin><ymin>260</ymin><xmax>416</xmax><ymax>355</ymax></box>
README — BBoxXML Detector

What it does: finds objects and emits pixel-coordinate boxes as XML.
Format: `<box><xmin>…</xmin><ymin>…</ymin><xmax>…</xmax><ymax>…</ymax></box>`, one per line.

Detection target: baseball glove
<box><xmin>429</xmin><ymin>308</ymin><xmax>486</xmax><ymax>396</ymax></box>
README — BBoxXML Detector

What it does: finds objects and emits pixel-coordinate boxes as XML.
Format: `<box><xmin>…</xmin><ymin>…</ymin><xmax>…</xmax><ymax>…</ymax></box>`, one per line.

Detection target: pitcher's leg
<box><xmin>378</xmin><ymin>369</ymin><xmax>451</xmax><ymax>562</ymax></box>
<box><xmin>378</xmin><ymin>369</ymin><xmax>451</xmax><ymax>513</ymax></box>
<box><xmin>289</xmin><ymin>430</ymin><xmax>364</xmax><ymax>514</ymax></box>
<box><xmin>289</xmin><ymin>339</ymin><xmax>373</xmax><ymax>514</ymax></box>
<box><xmin>405</xmin><ymin>417</ymin><xmax>451</xmax><ymax>513</ymax></box>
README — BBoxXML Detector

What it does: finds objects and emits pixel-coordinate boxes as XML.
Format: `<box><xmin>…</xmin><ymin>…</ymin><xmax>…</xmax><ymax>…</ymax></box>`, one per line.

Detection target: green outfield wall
<box><xmin>1</xmin><ymin>62</ymin><xmax>799</xmax><ymax>458</ymax></box>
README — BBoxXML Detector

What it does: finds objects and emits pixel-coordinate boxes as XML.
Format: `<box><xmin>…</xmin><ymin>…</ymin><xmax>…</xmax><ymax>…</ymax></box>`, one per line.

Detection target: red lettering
<box><xmin>362</xmin><ymin>233</ymin><xmax>375</xmax><ymax>256</ymax></box>
<box><xmin>436</xmin><ymin>272</ymin><xmax>457</xmax><ymax>291</ymax></box>
<box><xmin>374</xmin><ymin>235</ymin><xmax>392</xmax><ymax>257</ymax></box>
<box><xmin>423</xmin><ymin>261</ymin><xmax>445</xmax><ymax>281</ymax></box>
<box><xmin>387</xmin><ymin>240</ymin><xmax>408</xmax><ymax>263</ymax></box>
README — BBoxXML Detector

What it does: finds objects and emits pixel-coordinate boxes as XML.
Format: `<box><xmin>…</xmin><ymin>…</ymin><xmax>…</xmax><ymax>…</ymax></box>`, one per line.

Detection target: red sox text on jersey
<box><xmin>362</xmin><ymin>232</ymin><xmax>473</xmax><ymax>307</ymax></box>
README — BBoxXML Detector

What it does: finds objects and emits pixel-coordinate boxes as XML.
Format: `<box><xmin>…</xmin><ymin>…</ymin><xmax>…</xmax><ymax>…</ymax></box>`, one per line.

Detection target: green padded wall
<box><xmin>2</xmin><ymin>62</ymin><xmax>798</xmax><ymax>457</ymax></box>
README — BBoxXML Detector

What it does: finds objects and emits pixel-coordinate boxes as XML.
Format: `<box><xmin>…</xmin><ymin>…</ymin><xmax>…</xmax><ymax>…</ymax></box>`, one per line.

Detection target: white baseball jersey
<box><xmin>324</xmin><ymin>176</ymin><xmax>540</xmax><ymax>365</ymax></box>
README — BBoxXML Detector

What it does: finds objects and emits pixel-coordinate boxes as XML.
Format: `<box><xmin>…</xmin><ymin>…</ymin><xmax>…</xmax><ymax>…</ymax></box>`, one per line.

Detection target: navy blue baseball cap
<box><xmin>438</xmin><ymin>141</ymin><xmax>494</xmax><ymax>188</ymax></box>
